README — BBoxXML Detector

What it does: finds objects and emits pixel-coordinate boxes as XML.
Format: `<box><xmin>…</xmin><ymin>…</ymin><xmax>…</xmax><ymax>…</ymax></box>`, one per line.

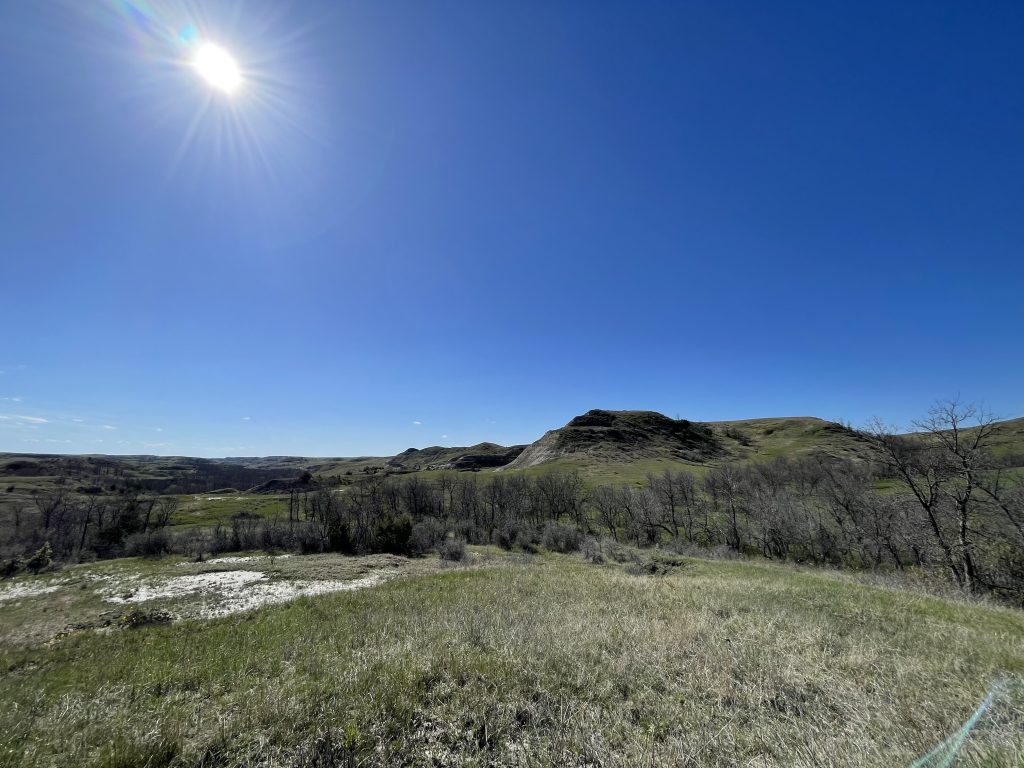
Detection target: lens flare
<box><xmin>83</xmin><ymin>0</ymin><xmax>334</xmax><ymax>247</ymax></box>
<box><xmin>193</xmin><ymin>43</ymin><xmax>241</xmax><ymax>94</ymax></box>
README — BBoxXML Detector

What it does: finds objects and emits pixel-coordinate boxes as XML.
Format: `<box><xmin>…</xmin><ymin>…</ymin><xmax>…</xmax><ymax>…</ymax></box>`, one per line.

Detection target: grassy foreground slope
<box><xmin>1</xmin><ymin>552</ymin><xmax>1022</xmax><ymax>767</ymax></box>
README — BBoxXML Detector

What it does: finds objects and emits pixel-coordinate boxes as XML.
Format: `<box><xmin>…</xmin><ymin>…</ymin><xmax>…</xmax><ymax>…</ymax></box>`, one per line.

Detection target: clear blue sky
<box><xmin>1</xmin><ymin>1</ymin><xmax>1022</xmax><ymax>457</ymax></box>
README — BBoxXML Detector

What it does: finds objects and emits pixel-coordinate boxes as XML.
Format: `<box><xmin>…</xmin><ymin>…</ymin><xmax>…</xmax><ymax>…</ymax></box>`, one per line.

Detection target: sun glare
<box><xmin>193</xmin><ymin>43</ymin><xmax>242</xmax><ymax>94</ymax></box>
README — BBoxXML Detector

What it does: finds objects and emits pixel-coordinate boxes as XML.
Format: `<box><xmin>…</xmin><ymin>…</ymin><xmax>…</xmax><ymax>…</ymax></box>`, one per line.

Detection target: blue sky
<box><xmin>1</xmin><ymin>1</ymin><xmax>1022</xmax><ymax>457</ymax></box>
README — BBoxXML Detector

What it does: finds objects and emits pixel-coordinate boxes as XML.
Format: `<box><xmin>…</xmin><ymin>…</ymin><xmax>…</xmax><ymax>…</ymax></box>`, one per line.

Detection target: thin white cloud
<box><xmin>441</xmin><ymin>434</ymin><xmax>448</xmax><ymax>439</ymax></box>
<box><xmin>72</xmin><ymin>418</ymin><xmax>84</xmax><ymax>423</ymax></box>
<box><xmin>155</xmin><ymin>427</ymin><xmax>164</xmax><ymax>432</ymax></box>
<box><xmin>412</xmin><ymin>420</ymin><xmax>422</xmax><ymax>425</ymax></box>
<box><xmin>241</xmin><ymin>416</ymin><xmax>251</xmax><ymax>421</ymax></box>
<box><xmin>45</xmin><ymin>439</ymin><xmax>72</xmax><ymax>444</ymax></box>
<box><xmin>102</xmin><ymin>425</ymin><xmax>117</xmax><ymax>430</ymax></box>
<box><xmin>0</xmin><ymin>397</ymin><xmax>22</xmax><ymax>402</ymax></box>
<box><xmin>0</xmin><ymin>415</ymin><xmax>48</xmax><ymax>424</ymax></box>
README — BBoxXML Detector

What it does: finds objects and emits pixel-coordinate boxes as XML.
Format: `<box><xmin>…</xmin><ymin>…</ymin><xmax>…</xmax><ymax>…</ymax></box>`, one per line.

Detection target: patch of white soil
<box><xmin>101</xmin><ymin>570</ymin><xmax>381</xmax><ymax>619</ymax></box>
<box><xmin>176</xmin><ymin>554</ymin><xmax>293</xmax><ymax>567</ymax></box>
<box><xmin>0</xmin><ymin>581</ymin><xmax>63</xmax><ymax>602</ymax></box>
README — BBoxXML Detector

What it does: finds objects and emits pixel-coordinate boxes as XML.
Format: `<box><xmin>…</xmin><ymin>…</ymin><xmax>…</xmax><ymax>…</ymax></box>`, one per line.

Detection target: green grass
<box><xmin>411</xmin><ymin>458</ymin><xmax>711</xmax><ymax>486</ymax></box>
<box><xmin>509</xmin><ymin>457</ymin><xmax>711</xmax><ymax>486</ymax></box>
<box><xmin>170</xmin><ymin>494</ymin><xmax>289</xmax><ymax>528</ymax></box>
<box><xmin>1</xmin><ymin>551</ymin><xmax>1021</xmax><ymax>766</ymax></box>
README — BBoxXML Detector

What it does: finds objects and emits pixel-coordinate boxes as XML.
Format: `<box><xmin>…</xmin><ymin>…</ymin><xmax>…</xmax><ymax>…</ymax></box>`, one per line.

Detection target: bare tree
<box><xmin>35</xmin><ymin>488</ymin><xmax>68</xmax><ymax>530</ymax></box>
<box><xmin>867</xmin><ymin>401</ymin><xmax>1001</xmax><ymax>592</ymax></box>
<box><xmin>867</xmin><ymin>418</ymin><xmax>964</xmax><ymax>586</ymax></box>
<box><xmin>590</xmin><ymin>485</ymin><xmax>622</xmax><ymax>541</ymax></box>
<box><xmin>912</xmin><ymin>400</ymin><xmax>1000</xmax><ymax>591</ymax></box>
<box><xmin>705</xmin><ymin>464</ymin><xmax>746</xmax><ymax>553</ymax></box>
<box><xmin>153</xmin><ymin>496</ymin><xmax>180</xmax><ymax>529</ymax></box>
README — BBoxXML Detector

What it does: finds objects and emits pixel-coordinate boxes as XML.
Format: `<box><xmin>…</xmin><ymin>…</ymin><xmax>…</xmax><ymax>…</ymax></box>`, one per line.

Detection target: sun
<box><xmin>193</xmin><ymin>43</ymin><xmax>242</xmax><ymax>94</ymax></box>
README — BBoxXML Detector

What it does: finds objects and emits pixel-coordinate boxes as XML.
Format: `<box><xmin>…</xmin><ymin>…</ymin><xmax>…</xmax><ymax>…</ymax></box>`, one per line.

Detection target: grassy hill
<box><xmin>0</xmin><ymin>549</ymin><xmax>1021</xmax><ymax>766</ymax></box>
<box><xmin>708</xmin><ymin>415</ymin><xmax>873</xmax><ymax>461</ymax></box>
<box><xmin>503</xmin><ymin>411</ymin><xmax>877</xmax><ymax>483</ymax></box>
<box><xmin>981</xmin><ymin>415</ymin><xmax>1024</xmax><ymax>463</ymax></box>
<box><xmin>507</xmin><ymin>409</ymin><xmax>724</xmax><ymax>469</ymax></box>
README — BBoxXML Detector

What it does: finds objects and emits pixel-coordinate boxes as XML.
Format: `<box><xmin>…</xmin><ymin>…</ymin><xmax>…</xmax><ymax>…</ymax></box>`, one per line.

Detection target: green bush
<box><xmin>372</xmin><ymin>515</ymin><xmax>413</xmax><ymax>555</ymax></box>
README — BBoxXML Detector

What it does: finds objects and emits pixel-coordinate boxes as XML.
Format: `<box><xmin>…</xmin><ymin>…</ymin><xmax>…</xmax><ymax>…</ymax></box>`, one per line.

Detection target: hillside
<box><xmin>707</xmin><ymin>416</ymin><xmax>873</xmax><ymax>462</ymax></box>
<box><xmin>386</xmin><ymin>442</ymin><xmax>525</xmax><ymax>472</ymax></box>
<box><xmin>502</xmin><ymin>410</ymin><xmax>875</xmax><ymax>479</ymax></box>
<box><xmin>982</xmin><ymin>415</ymin><xmax>1024</xmax><ymax>462</ymax></box>
<box><xmin>508</xmin><ymin>410</ymin><xmax>724</xmax><ymax>469</ymax></box>
<box><xmin>0</xmin><ymin>454</ymin><xmax>307</xmax><ymax>496</ymax></box>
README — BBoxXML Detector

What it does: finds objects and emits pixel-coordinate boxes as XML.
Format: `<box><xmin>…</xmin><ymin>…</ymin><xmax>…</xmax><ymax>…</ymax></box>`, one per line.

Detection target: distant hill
<box><xmin>979</xmin><ymin>415</ymin><xmax>1024</xmax><ymax>462</ymax></box>
<box><xmin>507</xmin><ymin>410</ymin><xmax>723</xmax><ymax>470</ymax></box>
<box><xmin>706</xmin><ymin>416</ymin><xmax>872</xmax><ymax>463</ymax></box>
<box><xmin>386</xmin><ymin>443</ymin><xmax>525</xmax><ymax>472</ymax></box>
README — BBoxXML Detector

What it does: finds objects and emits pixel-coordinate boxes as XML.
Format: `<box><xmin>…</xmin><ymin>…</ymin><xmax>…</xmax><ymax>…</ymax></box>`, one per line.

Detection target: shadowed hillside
<box><xmin>386</xmin><ymin>443</ymin><xmax>525</xmax><ymax>472</ymax></box>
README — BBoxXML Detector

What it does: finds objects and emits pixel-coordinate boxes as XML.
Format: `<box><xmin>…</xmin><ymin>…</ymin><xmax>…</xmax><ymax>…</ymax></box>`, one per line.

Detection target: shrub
<box><xmin>603</xmin><ymin>542</ymin><xmax>634</xmax><ymax>563</ymax></box>
<box><xmin>541</xmin><ymin>522</ymin><xmax>583</xmax><ymax>553</ymax></box>
<box><xmin>230</xmin><ymin>512</ymin><xmax>262</xmax><ymax>551</ymax></box>
<box><xmin>625</xmin><ymin>552</ymin><xmax>687</xmax><ymax>577</ymax></box>
<box><xmin>25</xmin><ymin>542</ymin><xmax>52</xmax><ymax>574</ymax></box>
<box><xmin>372</xmin><ymin>515</ymin><xmax>413</xmax><ymax>555</ymax></box>
<box><xmin>295</xmin><ymin>522</ymin><xmax>327</xmax><ymax>554</ymax></box>
<box><xmin>410</xmin><ymin>518</ymin><xmax>447</xmax><ymax>557</ymax></box>
<box><xmin>119</xmin><ymin>607</ymin><xmax>174</xmax><ymax>629</ymax></box>
<box><xmin>582</xmin><ymin>537</ymin><xmax>605</xmax><ymax>564</ymax></box>
<box><xmin>178</xmin><ymin>528</ymin><xmax>210</xmax><ymax>561</ymax></box>
<box><xmin>124</xmin><ymin>529</ymin><xmax>172</xmax><ymax>558</ymax></box>
<box><xmin>439</xmin><ymin>537</ymin><xmax>466</xmax><ymax>562</ymax></box>
<box><xmin>496</xmin><ymin>520</ymin><xmax>537</xmax><ymax>551</ymax></box>
<box><xmin>453</xmin><ymin>519</ymin><xmax>488</xmax><ymax>545</ymax></box>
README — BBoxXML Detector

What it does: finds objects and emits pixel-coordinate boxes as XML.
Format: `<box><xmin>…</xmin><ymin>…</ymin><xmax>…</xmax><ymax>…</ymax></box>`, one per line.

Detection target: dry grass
<box><xmin>0</xmin><ymin>551</ymin><xmax>1022</xmax><ymax>766</ymax></box>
